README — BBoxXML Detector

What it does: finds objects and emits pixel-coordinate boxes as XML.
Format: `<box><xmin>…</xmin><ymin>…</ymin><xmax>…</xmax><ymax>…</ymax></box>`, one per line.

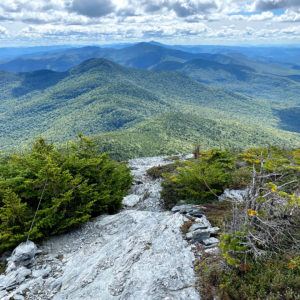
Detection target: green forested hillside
<box><xmin>275</xmin><ymin>106</ymin><xmax>300</xmax><ymax>133</ymax></box>
<box><xmin>153</xmin><ymin>58</ymin><xmax>300</xmax><ymax>106</ymax></box>
<box><xmin>85</xmin><ymin>113</ymin><xmax>300</xmax><ymax>161</ymax></box>
<box><xmin>1</xmin><ymin>58</ymin><xmax>286</xmax><ymax>150</ymax></box>
<box><xmin>1</xmin><ymin>43</ymin><xmax>300</xmax><ymax>107</ymax></box>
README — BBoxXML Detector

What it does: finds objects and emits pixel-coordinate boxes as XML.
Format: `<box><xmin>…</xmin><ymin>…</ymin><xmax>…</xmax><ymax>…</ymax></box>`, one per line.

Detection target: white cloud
<box><xmin>274</xmin><ymin>8</ymin><xmax>300</xmax><ymax>22</ymax></box>
<box><xmin>0</xmin><ymin>0</ymin><xmax>300</xmax><ymax>45</ymax></box>
<box><xmin>0</xmin><ymin>25</ymin><xmax>8</xmax><ymax>36</ymax></box>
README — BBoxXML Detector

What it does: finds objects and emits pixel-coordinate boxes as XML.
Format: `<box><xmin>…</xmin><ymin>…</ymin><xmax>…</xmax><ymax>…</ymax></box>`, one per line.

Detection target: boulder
<box><xmin>218</xmin><ymin>188</ymin><xmax>248</xmax><ymax>202</ymax></box>
<box><xmin>190</xmin><ymin>230</ymin><xmax>211</xmax><ymax>242</ymax></box>
<box><xmin>13</xmin><ymin>294</ymin><xmax>25</xmax><ymax>300</ymax></box>
<box><xmin>32</xmin><ymin>265</ymin><xmax>51</xmax><ymax>279</ymax></box>
<box><xmin>194</xmin><ymin>215</ymin><xmax>211</xmax><ymax>228</ymax></box>
<box><xmin>6</xmin><ymin>241</ymin><xmax>38</xmax><ymax>273</ymax></box>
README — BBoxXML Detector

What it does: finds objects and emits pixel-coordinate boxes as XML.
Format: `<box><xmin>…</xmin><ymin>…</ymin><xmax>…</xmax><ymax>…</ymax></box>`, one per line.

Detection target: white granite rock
<box><xmin>0</xmin><ymin>155</ymin><xmax>200</xmax><ymax>300</ymax></box>
<box><xmin>202</xmin><ymin>237</ymin><xmax>220</xmax><ymax>246</ymax></box>
<box><xmin>0</xmin><ymin>266</ymin><xmax>31</xmax><ymax>291</ymax></box>
<box><xmin>122</xmin><ymin>194</ymin><xmax>141</xmax><ymax>207</ymax></box>
<box><xmin>218</xmin><ymin>188</ymin><xmax>248</xmax><ymax>202</ymax></box>
<box><xmin>6</xmin><ymin>241</ymin><xmax>37</xmax><ymax>272</ymax></box>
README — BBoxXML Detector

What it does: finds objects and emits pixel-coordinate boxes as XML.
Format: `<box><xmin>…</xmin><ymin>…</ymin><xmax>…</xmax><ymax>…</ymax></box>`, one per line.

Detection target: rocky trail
<box><xmin>0</xmin><ymin>155</ymin><xmax>221</xmax><ymax>300</ymax></box>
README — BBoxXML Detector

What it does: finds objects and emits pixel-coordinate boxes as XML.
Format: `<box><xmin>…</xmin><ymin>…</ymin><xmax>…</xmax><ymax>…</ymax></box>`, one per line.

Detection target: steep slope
<box><xmin>0</xmin><ymin>58</ymin><xmax>280</xmax><ymax>150</ymax></box>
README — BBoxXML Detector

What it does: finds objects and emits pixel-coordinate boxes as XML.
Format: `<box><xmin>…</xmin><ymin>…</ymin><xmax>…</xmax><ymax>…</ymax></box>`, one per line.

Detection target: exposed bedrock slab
<box><xmin>49</xmin><ymin>210</ymin><xmax>199</xmax><ymax>300</ymax></box>
<box><xmin>0</xmin><ymin>156</ymin><xmax>200</xmax><ymax>300</ymax></box>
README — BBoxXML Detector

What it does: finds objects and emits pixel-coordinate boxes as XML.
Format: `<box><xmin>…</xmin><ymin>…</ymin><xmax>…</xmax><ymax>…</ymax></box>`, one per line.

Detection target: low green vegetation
<box><xmin>164</xmin><ymin>146</ymin><xmax>300</xmax><ymax>300</ymax></box>
<box><xmin>161</xmin><ymin>145</ymin><xmax>299</xmax><ymax>208</ymax></box>
<box><xmin>196</xmin><ymin>252</ymin><xmax>300</xmax><ymax>300</ymax></box>
<box><xmin>0</xmin><ymin>135</ymin><xmax>132</xmax><ymax>253</ymax></box>
<box><xmin>146</xmin><ymin>163</ymin><xmax>179</xmax><ymax>179</ymax></box>
<box><xmin>1</xmin><ymin>57</ymin><xmax>299</xmax><ymax>152</ymax></box>
<box><xmin>162</xmin><ymin>149</ymin><xmax>235</xmax><ymax>207</ymax></box>
<box><xmin>91</xmin><ymin>113</ymin><xmax>300</xmax><ymax>161</ymax></box>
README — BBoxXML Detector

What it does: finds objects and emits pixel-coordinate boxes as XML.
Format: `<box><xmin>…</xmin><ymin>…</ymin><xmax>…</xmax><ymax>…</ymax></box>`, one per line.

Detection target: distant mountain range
<box><xmin>1</xmin><ymin>42</ymin><xmax>300</xmax><ymax>107</ymax></box>
<box><xmin>0</xmin><ymin>57</ymin><xmax>299</xmax><ymax>154</ymax></box>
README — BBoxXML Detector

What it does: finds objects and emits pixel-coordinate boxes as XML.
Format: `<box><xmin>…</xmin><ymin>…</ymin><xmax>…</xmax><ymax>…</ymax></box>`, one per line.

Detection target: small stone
<box><xmin>122</xmin><ymin>194</ymin><xmax>141</xmax><ymax>207</ymax></box>
<box><xmin>204</xmin><ymin>247</ymin><xmax>220</xmax><ymax>254</ymax></box>
<box><xmin>186</xmin><ymin>232</ymin><xmax>193</xmax><ymax>240</ymax></box>
<box><xmin>206</xmin><ymin>227</ymin><xmax>220</xmax><ymax>234</ymax></box>
<box><xmin>53</xmin><ymin>293</ymin><xmax>67</xmax><ymax>300</ymax></box>
<box><xmin>202</xmin><ymin>237</ymin><xmax>219</xmax><ymax>246</ymax></box>
<box><xmin>171</xmin><ymin>205</ymin><xmax>187</xmax><ymax>213</ymax></box>
<box><xmin>194</xmin><ymin>216</ymin><xmax>211</xmax><ymax>228</ymax></box>
<box><xmin>32</xmin><ymin>265</ymin><xmax>51</xmax><ymax>279</ymax></box>
<box><xmin>191</xmin><ymin>231</ymin><xmax>211</xmax><ymax>242</ymax></box>
<box><xmin>0</xmin><ymin>266</ymin><xmax>31</xmax><ymax>291</ymax></box>
<box><xmin>188</xmin><ymin>210</ymin><xmax>205</xmax><ymax>217</ymax></box>
<box><xmin>188</xmin><ymin>227</ymin><xmax>219</xmax><ymax>242</ymax></box>
<box><xmin>12</xmin><ymin>294</ymin><xmax>25</xmax><ymax>300</ymax></box>
<box><xmin>189</xmin><ymin>223</ymin><xmax>208</xmax><ymax>232</ymax></box>
<box><xmin>51</xmin><ymin>278</ymin><xmax>62</xmax><ymax>290</ymax></box>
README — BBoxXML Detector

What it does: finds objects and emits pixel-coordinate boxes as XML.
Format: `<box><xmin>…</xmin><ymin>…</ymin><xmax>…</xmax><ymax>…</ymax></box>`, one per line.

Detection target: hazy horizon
<box><xmin>1</xmin><ymin>1</ymin><xmax>300</xmax><ymax>47</ymax></box>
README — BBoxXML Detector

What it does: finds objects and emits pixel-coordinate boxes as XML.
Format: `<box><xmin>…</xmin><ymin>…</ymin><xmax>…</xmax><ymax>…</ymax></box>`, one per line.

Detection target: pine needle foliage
<box><xmin>0</xmin><ymin>135</ymin><xmax>132</xmax><ymax>253</ymax></box>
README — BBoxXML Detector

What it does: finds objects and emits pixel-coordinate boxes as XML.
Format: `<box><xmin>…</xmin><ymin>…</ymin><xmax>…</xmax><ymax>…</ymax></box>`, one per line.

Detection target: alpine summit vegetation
<box><xmin>0</xmin><ymin>135</ymin><xmax>132</xmax><ymax>253</ymax></box>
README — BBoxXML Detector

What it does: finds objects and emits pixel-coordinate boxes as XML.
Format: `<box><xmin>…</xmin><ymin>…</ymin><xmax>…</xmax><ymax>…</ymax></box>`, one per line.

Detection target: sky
<box><xmin>1</xmin><ymin>0</ymin><xmax>300</xmax><ymax>46</ymax></box>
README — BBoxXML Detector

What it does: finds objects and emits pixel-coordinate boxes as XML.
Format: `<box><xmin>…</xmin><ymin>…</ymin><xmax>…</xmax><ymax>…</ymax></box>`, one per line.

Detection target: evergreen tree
<box><xmin>0</xmin><ymin>136</ymin><xmax>132</xmax><ymax>253</ymax></box>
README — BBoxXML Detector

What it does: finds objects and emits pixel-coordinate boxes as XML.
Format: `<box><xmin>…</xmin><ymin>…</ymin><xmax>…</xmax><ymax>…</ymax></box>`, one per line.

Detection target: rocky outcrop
<box><xmin>171</xmin><ymin>205</ymin><xmax>220</xmax><ymax>247</ymax></box>
<box><xmin>0</xmin><ymin>156</ymin><xmax>200</xmax><ymax>300</ymax></box>
<box><xmin>218</xmin><ymin>188</ymin><xmax>248</xmax><ymax>202</ymax></box>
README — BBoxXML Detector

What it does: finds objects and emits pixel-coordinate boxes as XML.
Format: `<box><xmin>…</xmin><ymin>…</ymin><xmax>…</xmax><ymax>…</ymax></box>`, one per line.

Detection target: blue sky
<box><xmin>0</xmin><ymin>0</ymin><xmax>300</xmax><ymax>46</ymax></box>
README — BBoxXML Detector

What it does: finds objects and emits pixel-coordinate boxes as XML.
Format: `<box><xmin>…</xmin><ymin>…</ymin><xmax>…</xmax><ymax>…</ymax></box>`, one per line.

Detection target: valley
<box><xmin>0</xmin><ymin>50</ymin><xmax>299</xmax><ymax>154</ymax></box>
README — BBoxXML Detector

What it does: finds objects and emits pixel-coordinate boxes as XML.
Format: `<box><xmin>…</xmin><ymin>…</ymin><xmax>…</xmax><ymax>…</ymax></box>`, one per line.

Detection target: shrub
<box><xmin>195</xmin><ymin>252</ymin><xmax>300</xmax><ymax>300</ymax></box>
<box><xmin>161</xmin><ymin>149</ymin><xmax>235</xmax><ymax>207</ymax></box>
<box><xmin>146</xmin><ymin>163</ymin><xmax>179</xmax><ymax>179</ymax></box>
<box><xmin>230</xmin><ymin>167</ymin><xmax>252</xmax><ymax>189</ymax></box>
<box><xmin>220</xmin><ymin>148</ymin><xmax>300</xmax><ymax>264</ymax></box>
<box><xmin>0</xmin><ymin>136</ymin><xmax>132</xmax><ymax>253</ymax></box>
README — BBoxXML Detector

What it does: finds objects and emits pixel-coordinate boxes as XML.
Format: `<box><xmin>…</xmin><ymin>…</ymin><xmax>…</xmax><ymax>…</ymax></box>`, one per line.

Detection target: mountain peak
<box><xmin>131</xmin><ymin>42</ymin><xmax>162</xmax><ymax>50</ymax></box>
<box><xmin>69</xmin><ymin>58</ymin><xmax>120</xmax><ymax>74</ymax></box>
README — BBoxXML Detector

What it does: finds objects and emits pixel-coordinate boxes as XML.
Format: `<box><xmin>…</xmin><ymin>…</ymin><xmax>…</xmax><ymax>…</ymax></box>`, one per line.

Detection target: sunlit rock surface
<box><xmin>0</xmin><ymin>156</ymin><xmax>200</xmax><ymax>300</ymax></box>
